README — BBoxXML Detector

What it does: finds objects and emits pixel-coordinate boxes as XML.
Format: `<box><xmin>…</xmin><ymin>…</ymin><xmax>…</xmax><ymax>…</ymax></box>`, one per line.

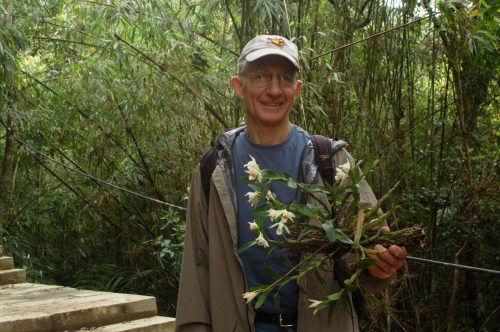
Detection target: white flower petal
<box><xmin>244</xmin><ymin>156</ymin><xmax>263</xmax><ymax>182</ymax></box>
<box><xmin>308</xmin><ymin>299</ymin><xmax>323</xmax><ymax>315</ymax></box>
<box><xmin>335</xmin><ymin>167</ymin><xmax>348</xmax><ymax>183</ymax></box>
<box><xmin>255</xmin><ymin>232</ymin><xmax>269</xmax><ymax>248</ymax></box>
<box><xmin>280</xmin><ymin>210</ymin><xmax>295</xmax><ymax>223</ymax></box>
<box><xmin>268</xmin><ymin>209</ymin><xmax>279</xmax><ymax>220</ymax></box>
<box><xmin>245</xmin><ymin>191</ymin><xmax>260</xmax><ymax>207</ymax></box>
<box><xmin>242</xmin><ymin>291</ymin><xmax>259</xmax><ymax>303</ymax></box>
<box><xmin>308</xmin><ymin>299</ymin><xmax>322</xmax><ymax>308</ymax></box>
<box><xmin>339</xmin><ymin>161</ymin><xmax>351</xmax><ymax>173</ymax></box>
<box><xmin>248</xmin><ymin>221</ymin><xmax>259</xmax><ymax>231</ymax></box>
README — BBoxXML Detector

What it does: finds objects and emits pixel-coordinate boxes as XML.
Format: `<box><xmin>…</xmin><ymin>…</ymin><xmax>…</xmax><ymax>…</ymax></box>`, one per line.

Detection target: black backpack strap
<box><xmin>312</xmin><ymin>135</ymin><xmax>365</xmax><ymax>318</ymax></box>
<box><xmin>312</xmin><ymin>135</ymin><xmax>348</xmax><ymax>186</ymax></box>
<box><xmin>200</xmin><ymin>147</ymin><xmax>219</xmax><ymax>203</ymax></box>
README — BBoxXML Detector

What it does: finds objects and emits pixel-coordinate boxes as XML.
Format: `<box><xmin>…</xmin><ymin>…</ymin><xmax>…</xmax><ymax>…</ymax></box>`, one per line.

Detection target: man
<box><xmin>175</xmin><ymin>35</ymin><xmax>406</xmax><ymax>332</ymax></box>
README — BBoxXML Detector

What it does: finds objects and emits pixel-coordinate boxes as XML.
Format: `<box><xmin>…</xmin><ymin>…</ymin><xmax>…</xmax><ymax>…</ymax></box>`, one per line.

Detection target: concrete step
<box><xmin>0</xmin><ymin>268</ymin><xmax>26</xmax><ymax>285</ymax></box>
<box><xmin>78</xmin><ymin>316</ymin><xmax>176</xmax><ymax>331</ymax></box>
<box><xmin>0</xmin><ymin>256</ymin><xmax>14</xmax><ymax>270</ymax></box>
<box><xmin>0</xmin><ymin>283</ymin><xmax>159</xmax><ymax>332</ymax></box>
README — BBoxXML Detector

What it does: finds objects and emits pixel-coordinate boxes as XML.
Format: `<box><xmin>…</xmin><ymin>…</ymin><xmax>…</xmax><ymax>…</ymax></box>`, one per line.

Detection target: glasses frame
<box><xmin>243</xmin><ymin>69</ymin><xmax>298</xmax><ymax>88</ymax></box>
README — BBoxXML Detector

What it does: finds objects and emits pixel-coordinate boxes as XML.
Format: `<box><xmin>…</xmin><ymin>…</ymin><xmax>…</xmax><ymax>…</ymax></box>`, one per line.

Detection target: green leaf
<box><xmin>296</xmin><ymin>228</ymin><xmax>315</xmax><ymax>241</ymax></box>
<box><xmin>334</xmin><ymin>229</ymin><xmax>354</xmax><ymax>244</ymax></box>
<box><xmin>289</xmin><ymin>203</ymin><xmax>326</xmax><ymax>220</ymax></box>
<box><xmin>314</xmin><ymin>269</ymin><xmax>328</xmax><ymax>288</ymax></box>
<box><xmin>321</xmin><ymin>221</ymin><xmax>336</xmax><ymax>243</ymax></box>
<box><xmin>254</xmin><ymin>290</ymin><xmax>270</xmax><ymax>309</ymax></box>
<box><xmin>237</xmin><ymin>240</ymin><xmax>256</xmax><ymax>254</ymax></box>
<box><xmin>358</xmin><ymin>258</ymin><xmax>377</xmax><ymax>269</ymax></box>
<box><xmin>262</xmin><ymin>169</ymin><xmax>281</xmax><ymax>179</ymax></box>
<box><xmin>327</xmin><ymin>288</ymin><xmax>345</xmax><ymax>301</ymax></box>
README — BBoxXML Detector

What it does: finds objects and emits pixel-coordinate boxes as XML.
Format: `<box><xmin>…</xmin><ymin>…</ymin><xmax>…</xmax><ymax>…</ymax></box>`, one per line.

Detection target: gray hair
<box><xmin>237</xmin><ymin>59</ymin><xmax>247</xmax><ymax>76</ymax></box>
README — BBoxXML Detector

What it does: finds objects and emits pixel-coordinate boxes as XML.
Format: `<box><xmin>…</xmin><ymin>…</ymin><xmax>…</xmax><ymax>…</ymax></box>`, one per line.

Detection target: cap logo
<box><xmin>267</xmin><ymin>37</ymin><xmax>286</xmax><ymax>48</ymax></box>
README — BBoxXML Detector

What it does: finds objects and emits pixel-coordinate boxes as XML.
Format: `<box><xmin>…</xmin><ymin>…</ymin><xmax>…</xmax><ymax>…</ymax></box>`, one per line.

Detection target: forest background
<box><xmin>0</xmin><ymin>0</ymin><xmax>498</xmax><ymax>331</ymax></box>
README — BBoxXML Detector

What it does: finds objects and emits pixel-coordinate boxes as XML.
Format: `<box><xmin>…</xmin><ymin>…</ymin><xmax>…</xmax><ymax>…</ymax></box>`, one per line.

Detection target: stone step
<box><xmin>0</xmin><ymin>256</ymin><xmax>14</xmax><ymax>270</ymax></box>
<box><xmin>0</xmin><ymin>268</ymin><xmax>26</xmax><ymax>285</ymax></box>
<box><xmin>0</xmin><ymin>283</ymin><xmax>158</xmax><ymax>332</ymax></box>
<box><xmin>78</xmin><ymin>316</ymin><xmax>176</xmax><ymax>331</ymax></box>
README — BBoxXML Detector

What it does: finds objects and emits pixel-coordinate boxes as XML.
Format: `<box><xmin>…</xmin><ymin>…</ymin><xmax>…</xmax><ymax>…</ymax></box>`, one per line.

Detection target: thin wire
<box><xmin>15</xmin><ymin>136</ymin><xmax>187</xmax><ymax>211</ymax></box>
<box><xmin>407</xmin><ymin>255</ymin><xmax>500</xmax><ymax>275</ymax></box>
<box><xmin>309</xmin><ymin>15</ymin><xmax>432</xmax><ymax>61</ymax></box>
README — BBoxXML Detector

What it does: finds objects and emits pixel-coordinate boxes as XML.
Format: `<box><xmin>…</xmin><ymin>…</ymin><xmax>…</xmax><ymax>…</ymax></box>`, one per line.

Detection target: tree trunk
<box><xmin>0</xmin><ymin>0</ymin><xmax>15</xmax><ymax>247</ymax></box>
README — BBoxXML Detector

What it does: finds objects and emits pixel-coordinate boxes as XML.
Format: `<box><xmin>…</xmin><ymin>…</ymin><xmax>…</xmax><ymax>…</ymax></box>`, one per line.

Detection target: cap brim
<box><xmin>245</xmin><ymin>49</ymin><xmax>300</xmax><ymax>70</ymax></box>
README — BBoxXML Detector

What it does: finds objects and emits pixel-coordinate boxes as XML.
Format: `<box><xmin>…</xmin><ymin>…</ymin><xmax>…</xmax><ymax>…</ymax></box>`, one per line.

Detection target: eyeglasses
<box><xmin>244</xmin><ymin>70</ymin><xmax>297</xmax><ymax>88</ymax></box>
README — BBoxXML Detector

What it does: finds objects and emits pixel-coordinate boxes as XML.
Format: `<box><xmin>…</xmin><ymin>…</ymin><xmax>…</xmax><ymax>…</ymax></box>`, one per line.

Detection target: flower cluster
<box><xmin>239</xmin><ymin>154</ymin><xmax>424</xmax><ymax>317</ymax></box>
<box><xmin>334</xmin><ymin>161</ymin><xmax>351</xmax><ymax>183</ymax></box>
<box><xmin>268</xmin><ymin>209</ymin><xmax>295</xmax><ymax>235</ymax></box>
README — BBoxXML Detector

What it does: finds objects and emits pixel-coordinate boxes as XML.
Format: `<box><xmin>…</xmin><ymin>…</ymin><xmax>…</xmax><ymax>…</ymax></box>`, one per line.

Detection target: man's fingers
<box><xmin>367</xmin><ymin>264</ymin><xmax>393</xmax><ymax>280</ymax></box>
<box><xmin>367</xmin><ymin>244</ymin><xmax>407</xmax><ymax>280</ymax></box>
<box><xmin>388</xmin><ymin>245</ymin><xmax>407</xmax><ymax>260</ymax></box>
<box><xmin>380</xmin><ymin>226</ymin><xmax>391</xmax><ymax>234</ymax></box>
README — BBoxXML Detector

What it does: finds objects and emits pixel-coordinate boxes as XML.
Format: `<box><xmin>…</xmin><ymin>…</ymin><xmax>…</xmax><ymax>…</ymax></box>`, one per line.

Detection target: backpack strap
<box><xmin>312</xmin><ymin>135</ymin><xmax>365</xmax><ymax>318</ymax></box>
<box><xmin>311</xmin><ymin>135</ymin><xmax>348</xmax><ymax>185</ymax></box>
<box><xmin>200</xmin><ymin>147</ymin><xmax>219</xmax><ymax>203</ymax></box>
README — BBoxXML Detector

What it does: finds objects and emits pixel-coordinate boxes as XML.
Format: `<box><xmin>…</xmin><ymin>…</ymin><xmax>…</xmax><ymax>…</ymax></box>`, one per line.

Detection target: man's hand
<box><xmin>367</xmin><ymin>226</ymin><xmax>407</xmax><ymax>280</ymax></box>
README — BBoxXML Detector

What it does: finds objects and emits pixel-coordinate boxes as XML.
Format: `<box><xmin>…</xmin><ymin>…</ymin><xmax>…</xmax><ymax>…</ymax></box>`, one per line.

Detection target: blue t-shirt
<box><xmin>233</xmin><ymin>125</ymin><xmax>310</xmax><ymax>313</ymax></box>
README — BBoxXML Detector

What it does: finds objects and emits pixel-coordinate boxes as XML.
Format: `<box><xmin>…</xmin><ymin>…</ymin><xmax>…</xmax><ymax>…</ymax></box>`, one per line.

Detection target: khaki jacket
<box><xmin>175</xmin><ymin>127</ymin><xmax>392</xmax><ymax>332</ymax></box>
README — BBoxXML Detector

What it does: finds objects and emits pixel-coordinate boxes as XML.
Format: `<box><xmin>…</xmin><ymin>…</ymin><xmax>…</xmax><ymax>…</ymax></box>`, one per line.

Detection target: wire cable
<box><xmin>14</xmin><ymin>136</ymin><xmax>187</xmax><ymax>211</ymax></box>
<box><xmin>407</xmin><ymin>255</ymin><xmax>500</xmax><ymax>275</ymax></box>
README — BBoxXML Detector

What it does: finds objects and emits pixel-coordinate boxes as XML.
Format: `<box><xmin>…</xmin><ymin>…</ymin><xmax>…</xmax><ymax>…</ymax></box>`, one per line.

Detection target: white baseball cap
<box><xmin>238</xmin><ymin>35</ymin><xmax>300</xmax><ymax>72</ymax></box>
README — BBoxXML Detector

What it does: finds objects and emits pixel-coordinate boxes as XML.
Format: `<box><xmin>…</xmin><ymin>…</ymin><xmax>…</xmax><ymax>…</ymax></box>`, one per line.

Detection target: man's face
<box><xmin>231</xmin><ymin>55</ymin><xmax>302</xmax><ymax>129</ymax></box>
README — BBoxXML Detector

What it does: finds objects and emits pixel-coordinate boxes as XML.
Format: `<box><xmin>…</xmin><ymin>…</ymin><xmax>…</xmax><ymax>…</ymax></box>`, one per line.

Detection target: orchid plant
<box><xmin>239</xmin><ymin>155</ymin><xmax>424</xmax><ymax>314</ymax></box>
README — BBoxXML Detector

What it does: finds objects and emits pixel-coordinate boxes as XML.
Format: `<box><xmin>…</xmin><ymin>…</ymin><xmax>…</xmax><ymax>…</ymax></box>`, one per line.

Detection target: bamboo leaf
<box><xmin>321</xmin><ymin>221</ymin><xmax>336</xmax><ymax>243</ymax></box>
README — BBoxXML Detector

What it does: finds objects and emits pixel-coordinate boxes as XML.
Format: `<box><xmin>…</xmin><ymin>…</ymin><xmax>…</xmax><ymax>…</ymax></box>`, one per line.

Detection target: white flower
<box><xmin>245</xmin><ymin>191</ymin><xmax>260</xmax><ymax>207</ymax></box>
<box><xmin>308</xmin><ymin>299</ymin><xmax>323</xmax><ymax>315</ymax></box>
<box><xmin>280</xmin><ymin>210</ymin><xmax>295</xmax><ymax>223</ymax></box>
<box><xmin>271</xmin><ymin>221</ymin><xmax>290</xmax><ymax>236</ymax></box>
<box><xmin>268</xmin><ymin>209</ymin><xmax>295</xmax><ymax>223</ymax></box>
<box><xmin>335</xmin><ymin>161</ymin><xmax>351</xmax><ymax>183</ymax></box>
<box><xmin>244</xmin><ymin>155</ymin><xmax>263</xmax><ymax>182</ymax></box>
<box><xmin>268</xmin><ymin>209</ymin><xmax>278</xmax><ymax>220</ymax></box>
<box><xmin>255</xmin><ymin>232</ymin><xmax>269</xmax><ymax>248</ymax></box>
<box><xmin>242</xmin><ymin>291</ymin><xmax>260</xmax><ymax>303</ymax></box>
<box><xmin>339</xmin><ymin>161</ymin><xmax>351</xmax><ymax>172</ymax></box>
<box><xmin>266</xmin><ymin>190</ymin><xmax>275</xmax><ymax>201</ymax></box>
<box><xmin>248</xmin><ymin>221</ymin><xmax>259</xmax><ymax>232</ymax></box>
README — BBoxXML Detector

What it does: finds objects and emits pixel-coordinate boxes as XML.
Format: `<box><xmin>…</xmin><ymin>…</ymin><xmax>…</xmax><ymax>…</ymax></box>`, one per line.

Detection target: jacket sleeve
<box><xmin>333</xmin><ymin>148</ymin><xmax>394</xmax><ymax>294</ymax></box>
<box><xmin>175</xmin><ymin>166</ymin><xmax>212</xmax><ymax>332</ymax></box>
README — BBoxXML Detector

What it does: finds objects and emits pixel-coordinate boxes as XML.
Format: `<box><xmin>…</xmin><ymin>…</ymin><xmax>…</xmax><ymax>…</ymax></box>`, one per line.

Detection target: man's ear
<box><xmin>294</xmin><ymin>80</ymin><xmax>303</xmax><ymax>98</ymax></box>
<box><xmin>231</xmin><ymin>76</ymin><xmax>244</xmax><ymax>99</ymax></box>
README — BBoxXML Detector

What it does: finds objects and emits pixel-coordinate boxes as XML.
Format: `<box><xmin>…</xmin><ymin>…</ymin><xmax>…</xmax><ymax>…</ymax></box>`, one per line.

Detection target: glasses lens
<box><xmin>279</xmin><ymin>73</ymin><xmax>295</xmax><ymax>87</ymax></box>
<box><xmin>249</xmin><ymin>70</ymin><xmax>296</xmax><ymax>88</ymax></box>
<box><xmin>251</xmin><ymin>70</ymin><xmax>272</xmax><ymax>86</ymax></box>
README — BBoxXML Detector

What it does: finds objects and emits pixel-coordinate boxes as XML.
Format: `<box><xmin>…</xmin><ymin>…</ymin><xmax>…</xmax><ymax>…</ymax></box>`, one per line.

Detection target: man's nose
<box><xmin>267</xmin><ymin>75</ymin><xmax>283</xmax><ymax>95</ymax></box>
